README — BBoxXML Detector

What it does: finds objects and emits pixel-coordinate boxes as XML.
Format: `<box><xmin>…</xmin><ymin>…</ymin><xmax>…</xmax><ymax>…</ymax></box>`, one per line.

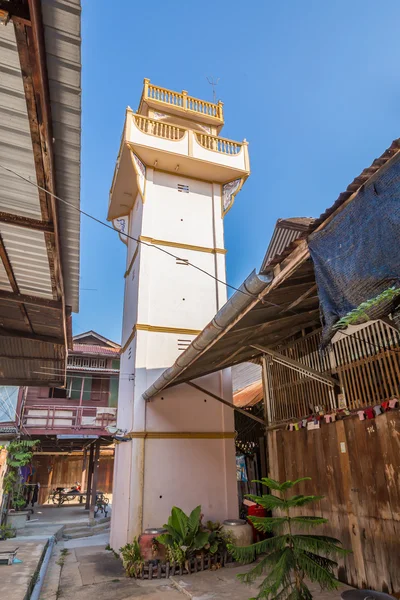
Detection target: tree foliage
<box><xmin>228</xmin><ymin>477</ymin><xmax>350</xmax><ymax>600</ymax></box>
<box><xmin>2</xmin><ymin>439</ymin><xmax>39</xmax><ymax>510</ymax></box>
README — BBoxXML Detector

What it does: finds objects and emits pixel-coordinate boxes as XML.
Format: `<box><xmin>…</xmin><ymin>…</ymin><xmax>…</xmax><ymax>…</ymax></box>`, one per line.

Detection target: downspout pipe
<box><xmin>143</xmin><ymin>270</ymin><xmax>272</xmax><ymax>401</ymax></box>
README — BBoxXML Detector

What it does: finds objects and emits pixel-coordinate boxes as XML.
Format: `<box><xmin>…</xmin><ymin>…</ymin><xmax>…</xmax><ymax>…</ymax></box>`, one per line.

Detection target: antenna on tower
<box><xmin>206</xmin><ymin>76</ymin><xmax>220</xmax><ymax>104</ymax></box>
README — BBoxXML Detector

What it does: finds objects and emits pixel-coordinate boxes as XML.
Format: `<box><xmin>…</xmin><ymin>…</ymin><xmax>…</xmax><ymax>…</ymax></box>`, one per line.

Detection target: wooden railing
<box><xmin>144</xmin><ymin>80</ymin><xmax>224</xmax><ymax>121</ymax></box>
<box><xmin>134</xmin><ymin>114</ymin><xmax>186</xmax><ymax>141</ymax></box>
<box><xmin>195</xmin><ymin>132</ymin><xmax>242</xmax><ymax>155</ymax></box>
<box><xmin>22</xmin><ymin>405</ymin><xmax>117</xmax><ymax>430</ymax></box>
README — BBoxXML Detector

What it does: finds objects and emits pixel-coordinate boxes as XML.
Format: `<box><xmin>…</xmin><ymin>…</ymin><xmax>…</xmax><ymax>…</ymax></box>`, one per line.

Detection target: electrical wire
<box><xmin>0</xmin><ymin>164</ymin><xmax>397</xmax><ymax>360</ymax></box>
<box><xmin>0</xmin><ymin>163</ymin><xmax>257</xmax><ymax>300</ymax></box>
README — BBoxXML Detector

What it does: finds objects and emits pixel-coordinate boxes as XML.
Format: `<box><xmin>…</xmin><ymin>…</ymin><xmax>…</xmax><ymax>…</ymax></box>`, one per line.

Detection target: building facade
<box><xmin>18</xmin><ymin>331</ymin><xmax>120</xmax><ymax>438</ymax></box>
<box><xmin>108</xmin><ymin>79</ymin><xmax>250</xmax><ymax>548</ymax></box>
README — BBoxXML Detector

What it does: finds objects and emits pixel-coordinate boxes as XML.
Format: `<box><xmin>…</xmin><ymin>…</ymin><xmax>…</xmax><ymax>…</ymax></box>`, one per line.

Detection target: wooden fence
<box><xmin>267</xmin><ymin>410</ymin><xmax>400</xmax><ymax>593</ymax></box>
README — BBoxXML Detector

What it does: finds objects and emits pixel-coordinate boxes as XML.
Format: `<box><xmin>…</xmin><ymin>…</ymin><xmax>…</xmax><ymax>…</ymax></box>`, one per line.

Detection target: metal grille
<box><xmin>332</xmin><ymin>320</ymin><xmax>400</xmax><ymax>409</ymax></box>
<box><xmin>267</xmin><ymin>330</ymin><xmax>336</xmax><ymax>424</ymax></box>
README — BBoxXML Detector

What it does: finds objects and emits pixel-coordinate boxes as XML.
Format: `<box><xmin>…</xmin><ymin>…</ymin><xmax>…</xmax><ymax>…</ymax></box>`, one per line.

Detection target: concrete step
<box><xmin>63</xmin><ymin>517</ymin><xmax>110</xmax><ymax>533</ymax></box>
<box><xmin>63</xmin><ymin>521</ymin><xmax>110</xmax><ymax>535</ymax></box>
<box><xmin>63</xmin><ymin>522</ymin><xmax>110</xmax><ymax>540</ymax></box>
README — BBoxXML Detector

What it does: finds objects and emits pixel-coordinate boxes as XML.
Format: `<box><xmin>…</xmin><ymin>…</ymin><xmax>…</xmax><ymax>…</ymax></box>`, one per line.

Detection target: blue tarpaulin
<box><xmin>308</xmin><ymin>155</ymin><xmax>400</xmax><ymax>345</ymax></box>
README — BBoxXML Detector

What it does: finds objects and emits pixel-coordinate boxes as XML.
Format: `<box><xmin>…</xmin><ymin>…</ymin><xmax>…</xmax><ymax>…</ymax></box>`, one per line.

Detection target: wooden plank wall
<box><xmin>31</xmin><ymin>452</ymin><xmax>114</xmax><ymax>505</ymax></box>
<box><xmin>267</xmin><ymin>411</ymin><xmax>400</xmax><ymax>593</ymax></box>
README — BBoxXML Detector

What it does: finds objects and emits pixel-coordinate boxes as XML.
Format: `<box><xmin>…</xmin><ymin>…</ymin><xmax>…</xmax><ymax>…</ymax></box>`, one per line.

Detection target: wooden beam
<box><xmin>280</xmin><ymin>284</ymin><xmax>318</xmax><ymax>314</ymax></box>
<box><xmin>0</xmin><ymin>212</ymin><xmax>54</xmax><ymax>233</ymax></box>
<box><xmin>187</xmin><ymin>381</ymin><xmax>267</xmax><ymax>426</ymax></box>
<box><xmin>0</xmin><ymin>289</ymin><xmax>62</xmax><ymax>310</ymax></box>
<box><xmin>0</xmin><ymin>327</ymin><xmax>64</xmax><ymax>346</ymax></box>
<box><xmin>250</xmin><ymin>344</ymin><xmax>338</xmax><ymax>387</ymax></box>
<box><xmin>13</xmin><ymin>7</ymin><xmax>64</xmax><ymax>303</ymax></box>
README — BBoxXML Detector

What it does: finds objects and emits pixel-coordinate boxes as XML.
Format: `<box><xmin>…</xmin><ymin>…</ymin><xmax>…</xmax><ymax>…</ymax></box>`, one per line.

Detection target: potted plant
<box><xmin>2</xmin><ymin>439</ymin><xmax>39</xmax><ymax>529</ymax></box>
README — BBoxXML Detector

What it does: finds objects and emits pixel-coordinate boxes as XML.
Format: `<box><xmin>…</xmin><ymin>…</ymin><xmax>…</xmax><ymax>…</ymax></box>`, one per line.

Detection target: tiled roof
<box><xmin>72</xmin><ymin>344</ymin><xmax>120</xmax><ymax>356</ymax></box>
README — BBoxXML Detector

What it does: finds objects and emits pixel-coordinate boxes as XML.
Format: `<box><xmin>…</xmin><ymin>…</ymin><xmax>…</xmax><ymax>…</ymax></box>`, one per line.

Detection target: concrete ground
<box><xmin>0</xmin><ymin>503</ymin><xmax>112</xmax><ymax>600</ymax></box>
<box><xmin>40</xmin><ymin>539</ymin><xmax>351</xmax><ymax>600</ymax></box>
<box><xmin>0</xmin><ymin>540</ymin><xmax>46</xmax><ymax>600</ymax></box>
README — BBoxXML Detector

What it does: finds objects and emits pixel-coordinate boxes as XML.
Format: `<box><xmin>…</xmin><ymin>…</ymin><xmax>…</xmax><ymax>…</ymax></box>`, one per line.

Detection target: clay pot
<box><xmin>221</xmin><ymin>519</ymin><xmax>253</xmax><ymax>547</ymax></box>
<box><xmin>139</xmin><ymin>528</ymin><xmax>167</xmax><ymax>561</ymax></box>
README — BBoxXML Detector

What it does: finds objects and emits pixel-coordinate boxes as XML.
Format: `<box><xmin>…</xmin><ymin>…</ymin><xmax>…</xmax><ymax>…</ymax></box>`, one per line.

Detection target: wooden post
<box><xmin>80</xmin><ymin>449</ymin><xmax>87</xmax><ymax>504</ymax></box>
<box><xmin>89</xmin><ymin>440</ymin><xmax>100</xmax><ymax>519</ymax></box>
<box><xmin>79</xmin><ymin>377</ymin><xmax>85</xmax><ymax>406</ymax></box>
<box><xmin>85</xmin><ymin>442</ymin><xmax>95</xmax><ymax>510</ymax></box>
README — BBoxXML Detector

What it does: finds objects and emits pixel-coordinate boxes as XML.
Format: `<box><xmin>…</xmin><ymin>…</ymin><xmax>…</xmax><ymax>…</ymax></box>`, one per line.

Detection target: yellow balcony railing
<box><xmin>144</xmin><ymin>79</ymin><xmax>224</xmax><ymax>122</ymax></box>
<box><xmin>134</xmin><ymin>114</ymin><xmax>186</xmax><ymax>141</ymax></box>
<box><xmin>195</xmin><ymin>132</ymin><xmax>242</xmax><ymax>155</ymax></box>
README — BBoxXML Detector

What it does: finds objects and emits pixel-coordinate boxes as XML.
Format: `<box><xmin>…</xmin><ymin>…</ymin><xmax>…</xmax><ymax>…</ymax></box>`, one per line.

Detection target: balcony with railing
<box><xmin>21</xmin><ymin>405</ymin><xmax>117</xmax><ymax>434</ymax></box>
<box><xmin>128</xmin><ymin>111</ymin><xmax>249</xmax><ymax>180</ymax></box>
<box><xmin>141</xmin><ymin>79</ymin><xmax>224</xmax><ymax>127</ymax></box>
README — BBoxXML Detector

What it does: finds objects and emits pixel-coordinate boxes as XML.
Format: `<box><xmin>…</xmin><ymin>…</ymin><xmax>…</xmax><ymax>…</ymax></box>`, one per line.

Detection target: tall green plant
<box><xmin>157</xmin><ymin>505</ymin><xmax>210</xmax><ymax>565</ymax></box>
<box><xmin>2</xmin><ymin>439</ymin><xmax>39</xmax><ymax>511</ymax></box>
<box><xmin>228</xmin><ymin>477</ymin><xmax>349</xmax><ymax>600</ymax></box>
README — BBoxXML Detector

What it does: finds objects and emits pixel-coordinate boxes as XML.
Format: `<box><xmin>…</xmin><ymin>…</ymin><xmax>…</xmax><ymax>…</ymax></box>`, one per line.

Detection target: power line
<box><xmin>0</xmin><ymin>164</ymin><xmax>397</xmax><ymax>358</ymax></box>
<box><xmin>0</xmin><ymin>163</ymin><xmax>257</xmax><ymax>300</ymax></box>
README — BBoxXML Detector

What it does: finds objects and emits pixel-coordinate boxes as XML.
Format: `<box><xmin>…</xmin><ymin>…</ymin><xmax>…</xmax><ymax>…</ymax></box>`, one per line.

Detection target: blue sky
<box><xmin>76</xmin><ymin>0</ymin><xmax>400</xmax><ymax>343</ymax></box>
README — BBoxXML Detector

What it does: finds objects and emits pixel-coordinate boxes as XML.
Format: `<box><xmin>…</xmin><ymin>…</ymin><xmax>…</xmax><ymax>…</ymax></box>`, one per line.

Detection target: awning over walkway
<box><xmin>143</xmin><ymin>138</ymin><xmax>400</xmax><ymax>400</ymax></box>
<box><xmin>0</xmin><ymin>1</ymin><xmax>81</xmax><ymax>386</ymax></box>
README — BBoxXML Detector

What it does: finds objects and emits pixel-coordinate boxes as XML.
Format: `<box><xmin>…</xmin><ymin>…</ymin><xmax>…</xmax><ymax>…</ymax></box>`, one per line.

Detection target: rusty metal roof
<box><xmin>0</xmin><ymin>1</ymin><xmax>81</xmax><ymax>386</ymax></box>
<box><xmin>233</xmin><ymin>379</ymin><xmax>263</xmax><ymax>408</ymax></box>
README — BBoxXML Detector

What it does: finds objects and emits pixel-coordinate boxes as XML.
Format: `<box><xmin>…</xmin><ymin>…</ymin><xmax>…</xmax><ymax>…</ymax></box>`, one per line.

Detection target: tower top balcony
<box><xmin>138</xmin><ymin>78</ymin><xmax>224</xmax><ymax>134</ymax></box>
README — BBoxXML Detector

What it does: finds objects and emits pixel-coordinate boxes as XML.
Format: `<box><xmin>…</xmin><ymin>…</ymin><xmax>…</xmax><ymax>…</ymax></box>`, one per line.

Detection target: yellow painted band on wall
<box><xmin>127</xmin><ymin>432</ymin><xmax>236</xmax><ymax>439</ymax></box>
<box><xmin>121</xmin><ymin>323</ymin><xmax>201</xmax><ymax>353</ymax></box>
<box><xmin>139</xmin><ymin>236</ymin><xmax>227</xmax><ymax>255</ymax></box>
<box><xmin>136</xmin><ymin>324</ymin><xmax>201</xmax><ymax>336</ymax></box>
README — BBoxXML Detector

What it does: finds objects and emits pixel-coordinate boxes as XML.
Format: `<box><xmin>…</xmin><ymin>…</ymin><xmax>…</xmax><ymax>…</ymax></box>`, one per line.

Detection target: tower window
<box><xmin>177</xmin><ymin>184</ymin><xmax>189</xmax><ymax>193</ymax></box>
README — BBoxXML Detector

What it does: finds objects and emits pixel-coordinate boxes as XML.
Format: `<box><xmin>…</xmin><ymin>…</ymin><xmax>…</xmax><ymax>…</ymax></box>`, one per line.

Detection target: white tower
<box><xmin>108</xmin><ymin>79</ymin><xmax>250</xmax><ymax>549</ymax></box>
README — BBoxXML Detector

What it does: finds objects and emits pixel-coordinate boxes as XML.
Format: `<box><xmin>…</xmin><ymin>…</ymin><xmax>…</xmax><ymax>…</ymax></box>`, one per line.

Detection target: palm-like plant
<box><xmin>228</xmin><ymin>477</ymin><xmax>349</xmax><ymax>600</ymax></box>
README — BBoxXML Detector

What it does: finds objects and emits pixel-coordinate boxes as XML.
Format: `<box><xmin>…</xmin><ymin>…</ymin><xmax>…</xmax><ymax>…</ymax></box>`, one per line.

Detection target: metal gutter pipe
<box><xmin>143</xmin><ymin>270</ymin><xmax>272</xmax><ymax>400</ymax></box>
<box><xmin>30</xmin><ymin>535</ymin><xmax>56</xmax><ymax>600</ymax></box>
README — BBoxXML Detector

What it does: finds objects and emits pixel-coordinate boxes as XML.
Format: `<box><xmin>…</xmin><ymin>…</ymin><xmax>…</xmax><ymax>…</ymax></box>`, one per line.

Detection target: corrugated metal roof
<box><xmin>233</xmin><ymin>380</ymin><xmax>263</xmax><ymax>408</ymax></box>
<box><xmin>42</xmin><ymin>0</ymin><xmax>82</xmax><ymax>312</ymax></box>
<box><xmin>1</xmin><ymin>223</ymin><xmax>53</xmax><ymax>297</ymax></box>
<box><xmin>232</xmin><ymin>362</ymin><xmax>261</xmax><ymax>392</ymax></box>
<box><xmin>0</xmin><ymin>24</ymin><xmax>42</xmax><ymax>221</ymax></box>
<box><xmin>261</xmin><ymin>218</ymin><xmax>315</xmax><ymax>272</ymax></box>
<box><xmin>0</xmin><ymin>2</ymin><xmax>81</xmax><ymax>310</ymax></box>
<box><xmin>0</xmin><ymin>2</ymin><xmax>81</xmax><ymax>386</ymax></box>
